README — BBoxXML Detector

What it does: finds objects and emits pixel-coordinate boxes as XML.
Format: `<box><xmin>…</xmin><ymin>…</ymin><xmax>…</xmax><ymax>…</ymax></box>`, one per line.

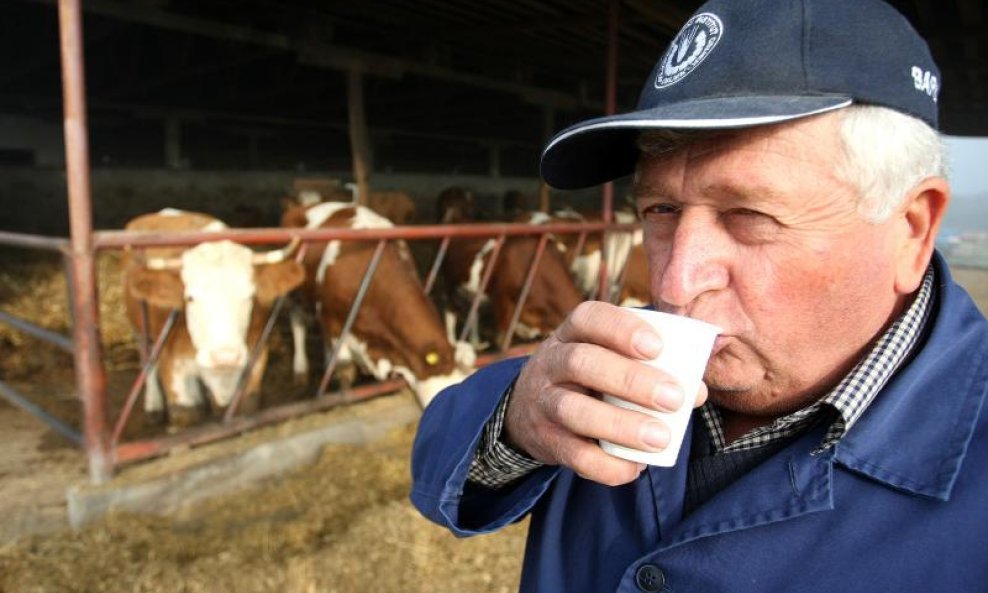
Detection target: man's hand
<box><xmin>504</xmin><ymin>301</ymin><xmax>708</xmax><ymax>486</ymax></box>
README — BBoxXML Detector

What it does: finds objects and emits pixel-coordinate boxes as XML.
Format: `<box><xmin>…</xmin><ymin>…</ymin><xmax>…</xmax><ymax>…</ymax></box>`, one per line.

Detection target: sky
<box><xmin>945</xmin><ymin>136</ymin><xmax>988</xmax><ymax>198</ymax></box>
<box><xmin>941</xmin><ymin>136</ymin><xmax>988</xmax><ymax>233</ymax></box>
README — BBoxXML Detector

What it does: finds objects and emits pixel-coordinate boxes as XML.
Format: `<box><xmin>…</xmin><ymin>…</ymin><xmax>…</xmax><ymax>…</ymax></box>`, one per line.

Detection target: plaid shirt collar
<box><xmin>701</xmin><ymin>263</ymin><xmax>937</xmax><ymax>454</ymax></box>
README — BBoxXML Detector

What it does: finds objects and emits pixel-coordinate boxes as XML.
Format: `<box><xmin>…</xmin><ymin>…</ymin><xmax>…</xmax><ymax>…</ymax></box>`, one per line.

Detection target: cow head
<box><xmin>130</xmin><ymin>239</ymin><xmax>304</xmax><ymax>408</ymax></box>
<box><xmin>436</xmin><ymin>186</ymin><xmax>474</xmax><ymax>223</ymax></box>
<box><xmin>408</xmin><ymin>340</ymin><xmax>475</xmax><ymax>407</ymax></box>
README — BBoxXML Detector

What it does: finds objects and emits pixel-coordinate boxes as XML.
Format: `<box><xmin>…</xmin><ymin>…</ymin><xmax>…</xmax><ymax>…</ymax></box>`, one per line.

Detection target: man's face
<box><xmin>634</xmin><ymin>114</ymin><xmax>910</xmax><ymax>417</ymax></box>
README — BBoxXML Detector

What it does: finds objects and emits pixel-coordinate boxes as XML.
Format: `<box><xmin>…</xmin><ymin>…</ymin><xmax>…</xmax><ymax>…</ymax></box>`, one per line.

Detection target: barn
<box><xmin>0</xmin><ymin>1</ymin><xmax>986</xmax><ymax>591</ymax></box>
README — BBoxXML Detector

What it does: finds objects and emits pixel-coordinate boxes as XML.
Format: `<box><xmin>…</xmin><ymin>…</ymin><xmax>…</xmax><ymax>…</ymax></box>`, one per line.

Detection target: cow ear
<box><xmin>128</xmin><ymin>269</ymin><xmax>185</xmax><ymax>309</ymax></box>
<box><xmin>255</xmin><ymin>260</ymin><xmax>305</xmax><ymax>304</ymax></box>
<box><xmin>280</xmin><ymin>198</ymin><xmax>307</xmax><ymax>228</ymax></box>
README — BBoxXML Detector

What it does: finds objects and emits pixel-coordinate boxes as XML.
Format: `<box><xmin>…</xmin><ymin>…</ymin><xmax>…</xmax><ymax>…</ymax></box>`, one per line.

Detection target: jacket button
<box><xmin>635</xmin><ymin>564</ymin><xmax>666</xmax><ymax>592</ymax></box>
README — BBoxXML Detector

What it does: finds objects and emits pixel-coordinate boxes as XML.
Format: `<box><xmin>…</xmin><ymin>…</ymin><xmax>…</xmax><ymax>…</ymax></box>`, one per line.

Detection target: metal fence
<box><xmin>0</xmin><ymin>0</ymin><xmax>630</xmax><ymax>483</ymax></box>
<box><xmin>0</xmin><ymin>216</ymin><xmax>638</xmax><ymax>480</ymax></box>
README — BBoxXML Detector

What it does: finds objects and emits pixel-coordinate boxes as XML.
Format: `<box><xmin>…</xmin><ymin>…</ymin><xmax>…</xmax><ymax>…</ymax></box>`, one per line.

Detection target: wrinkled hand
<box><xmin>504</xmin><ymin>301</ymin><xmax>708</xmax><ymax>486</ymax></box>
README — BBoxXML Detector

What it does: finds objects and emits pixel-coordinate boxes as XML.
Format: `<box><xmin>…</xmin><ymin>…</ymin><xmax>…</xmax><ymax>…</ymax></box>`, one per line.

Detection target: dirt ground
<box><xmin>0</xmin><ymin>250</ymin><xmax>985</xmax><ymax>593</ymax></box>
<box><xmin>0</xmin><ymin>249</ymin><xmax>528</xmax><ymax>593</ymax></box>
<box><xmin>0</xmin><ymin>393</ymin><xmax>529</xmax><ymax>593</ymax></box>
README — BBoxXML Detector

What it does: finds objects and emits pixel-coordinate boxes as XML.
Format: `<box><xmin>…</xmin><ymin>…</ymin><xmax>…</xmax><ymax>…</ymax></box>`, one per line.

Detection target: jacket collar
<box><xmin>833</xmin><ymin>252</ymin><xmax>988</xmax><ymax>501</ymax></box>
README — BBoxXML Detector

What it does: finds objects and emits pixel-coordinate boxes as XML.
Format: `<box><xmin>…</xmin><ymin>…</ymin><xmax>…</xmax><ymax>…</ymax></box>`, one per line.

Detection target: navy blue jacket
<box><xmin>412</xmin><ymin>256</ymin><xmax>988</xmax><ymax>592</ymax></box>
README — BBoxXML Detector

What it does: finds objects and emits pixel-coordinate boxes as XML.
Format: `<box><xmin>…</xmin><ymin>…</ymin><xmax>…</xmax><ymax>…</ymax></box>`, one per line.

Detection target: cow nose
<box><xmin>209</xmin><ymin>347</ymin><xmax>244</xmax><ymax>368</ymax></box>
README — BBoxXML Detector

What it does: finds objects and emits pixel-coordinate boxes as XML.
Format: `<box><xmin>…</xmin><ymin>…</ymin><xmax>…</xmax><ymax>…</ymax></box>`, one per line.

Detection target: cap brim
<box><xmin>540</xmin><ymin>95</ymin><xmax>853</xmax><ymax>190</ymax></box>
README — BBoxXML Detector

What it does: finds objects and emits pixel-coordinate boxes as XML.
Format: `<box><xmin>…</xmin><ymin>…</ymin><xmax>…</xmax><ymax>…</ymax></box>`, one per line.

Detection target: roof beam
<box><xmin>21</xmin><ymin>0</ymin><xmax>602</xmax><ymax>112</ymax></box>
<box><xmin>622</xmin><ymin>0</ymin><xmax>690</xmax><ymax>35</ymax></box>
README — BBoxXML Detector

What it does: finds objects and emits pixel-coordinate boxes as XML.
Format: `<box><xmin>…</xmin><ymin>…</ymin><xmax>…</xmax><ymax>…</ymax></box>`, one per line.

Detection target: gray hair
<box><xmin>836</xmin><ymin>105</ymin><xmax>947</xmax><ymax>222</ymax></box>
<box><xmin>635</xmin><ymin>105</ymin><xmax>948</xmax><ymax>223</ymax></box>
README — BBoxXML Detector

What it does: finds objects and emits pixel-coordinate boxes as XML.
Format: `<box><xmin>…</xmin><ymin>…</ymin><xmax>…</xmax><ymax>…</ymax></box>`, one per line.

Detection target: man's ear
<box><xmin>894</xmin><ymin>176</ymin><xmax>950</xmax><ymax>294</ymax></box>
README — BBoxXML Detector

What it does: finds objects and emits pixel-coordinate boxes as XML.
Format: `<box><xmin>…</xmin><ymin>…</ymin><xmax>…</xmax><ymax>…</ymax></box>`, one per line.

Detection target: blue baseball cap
<box><xmin>541</xmin><ymin>0</ymin><xmax>942</xmax><ymax>190</ymax></box>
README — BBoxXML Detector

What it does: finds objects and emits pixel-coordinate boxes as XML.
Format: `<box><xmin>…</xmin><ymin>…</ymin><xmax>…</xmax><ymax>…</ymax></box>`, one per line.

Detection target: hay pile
<box><xmin>0</xmin><ymin>249</ymin><xmax>137</xmax><ymax>378</ymax></box>
<box><xmin>0</xmin><ymin>422</ymin><xmax>528</xmax><ymax>593</ymax></box>
<box><xmin>0</xmin><ymin>248</ymin><xmax>530</xmax><ymax>592</ymax></box>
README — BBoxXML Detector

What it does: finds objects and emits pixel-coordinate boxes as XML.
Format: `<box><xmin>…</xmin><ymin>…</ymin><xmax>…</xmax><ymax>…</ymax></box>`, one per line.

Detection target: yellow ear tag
<box><xmin>425</xmin><ymin>352</ymin><xmax>440</xmax><ymax>366</ymax></box>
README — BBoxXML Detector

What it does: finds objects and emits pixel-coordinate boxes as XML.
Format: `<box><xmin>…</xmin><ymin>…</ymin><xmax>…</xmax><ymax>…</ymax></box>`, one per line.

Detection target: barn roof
<box><xmin>1</xmin><ymin>0</ymin><xmax>984</xmax><ymax>176</ymax></box>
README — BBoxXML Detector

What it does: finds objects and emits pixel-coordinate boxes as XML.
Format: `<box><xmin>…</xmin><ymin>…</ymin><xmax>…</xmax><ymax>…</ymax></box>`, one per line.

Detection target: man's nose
<box><xmin>655</xmin><ymin>211</ymin><xmax>729</xmax><ymax>309</ymax></box>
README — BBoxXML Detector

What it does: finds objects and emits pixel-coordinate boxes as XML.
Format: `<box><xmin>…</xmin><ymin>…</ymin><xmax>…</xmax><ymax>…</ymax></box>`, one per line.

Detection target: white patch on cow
<box><xmin>350</xmin><ymin>205</ymin><xmax>394</xmax><ymax>230</ymax></box>
<box><xmin>553</xmin><ymin>207</ymin><xmax>583</xmax><ymax>220</ymax></box>
<box><xmin>304</xmin><ymin>202</ymin><xmax>393</xmax><ymax>231</ymax></box>
<box><xmin>565</xmin><ymin>211</ymin><xmax>641</xmax><ymax>299</ymax></box>
<box><xmin>289</xmin><ymin>303</ymin><xmax>309</xmax><ymax>378</ymax></box>
<box><xmin>514</xmin><ymin>322</ymin><xmax>543</xmax><ymax>340</ymax></box>
<box><xmin>304</xmin><ymin>201</ymin><xmax>353</xmax><ymax>229</ymax></box>
<box><xmin>571</xmin><ymin>250</ymin><xmax>602</xmax><ymax>295</ymax></box>
<box><xmin>331</xmin><ymin>332</ymin><xmax>474</xmax><ymax>408</ymax></box>
<box><xmin>527</xmin><ymin>212</ymin><xmax>552</xmax><ymax>225</ymax></box>
<box><xmin>144</xmin><ymin>363</ymin><xmax>164</xmax><ymax>413</ymax></box>
<box><xmin>453</xmin><ymin>340</ymin><xmax>476</xmax><ymax>369</ymax></box>
<box><xmin>202</xmin><ymin>220</ymin><xmax>227</xmax><ymax>232</ymax></box>
<box><xmin>328</xmin><ymin>337</ymin><xmax>353</xmax><ymax>367</ymax></box>
<box><xmin>466</xmin><ymin>239</ymin><xmax>496</xmax><ymax>296</ymax></box>
<box><xmin>159</xmin><ymin>208</ymin><xmax>184</xmax><ymax>216</ymax></box>
<box><xmin>305</xmin><ymin>203</ymin><xmax>348</xmax><ymax>283</ymax></box>
<box><xmin>298</xmin><ymin>190</ymin><xmax>323</xmax><ymax>206</ymax></box>
<box><xmin>444</xmin><ymin>310</ymin><xmax>457</xmax><ymax>343</ymax></box>
<box><xmin>619</xmin><ymin>296</ymin><xmax>648</xmax><ymax>308</ymax></box>
<box><xmin>409</xmin><ymin>368</ymin><xmax>471</xmax><ymax>408</ymax></box>
<box><xmin>170</xmin><ymin>357</ymin><xmax>204</xmax><ymax>407</ymax></box>
<box><xmin>180</xmin><ymin>241</ymin><xmax>255</xmax><ymax>373</ymax></box>
<box><xmin>613</xmin><ymin>210</ymin><xmax>636</xmax><ymax>225</ymax></box>
<box><xmin>456</xmin><ymin>241</ymin><xmax>493</xmax><ymax>350</ymax></box>
<box><xmin>199</xmin><ymin>367</ymin><xmax>242</xmax><ymax>407</ymax></box>
<box><xmin>315</xmin><ymin>241</ymin><xmax>341</xmax><ymax>285</ymax></box>
<box><xmin>308</xmin><ymin>203</ymin><xmax>407</xmax><ymax>284</ymax></box>
<box><xmin>335</xmin><ymin>333</ymin><xmax>392</xmax><ymax>381</ymax></box>
<box><xmin>388</xmin><ymin>360</ymin><xmax>472</xmax><ymax>409</ymax></box>
<box><xmin>601</xmin><ymin>211</ymin><xmax>640</xmax><ymax>301</ymax></box>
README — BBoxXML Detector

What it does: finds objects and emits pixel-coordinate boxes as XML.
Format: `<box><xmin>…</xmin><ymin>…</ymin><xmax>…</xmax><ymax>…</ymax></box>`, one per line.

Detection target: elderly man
<box><xmin>411</xmin><ymin>1</ymin><xmax>988</xmax><ymax>591</ymax></box>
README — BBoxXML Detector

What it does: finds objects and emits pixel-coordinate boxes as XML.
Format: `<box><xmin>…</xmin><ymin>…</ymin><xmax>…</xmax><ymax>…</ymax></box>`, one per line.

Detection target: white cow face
<box><xmin>180</xmin><ymin>241</ymin><xmax>256</xmax><ymax>378</ymax></box>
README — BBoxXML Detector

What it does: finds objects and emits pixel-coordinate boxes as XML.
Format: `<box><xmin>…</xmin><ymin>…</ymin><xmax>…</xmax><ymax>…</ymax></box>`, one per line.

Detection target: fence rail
<box><xmin>0</xmin><ymin>218</ymin><xmax>638</xmax><ymax>475</ymax></box>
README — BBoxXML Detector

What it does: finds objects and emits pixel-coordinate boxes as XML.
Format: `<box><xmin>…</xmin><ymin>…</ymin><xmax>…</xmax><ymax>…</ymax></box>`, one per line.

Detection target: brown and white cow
<box><xmin>281</xmin><ymin>201</ymin><xmax>473</xmax><ymax>408</ymax></box>
<box><xmin>293</xmin><ymin>183</ymin><xmax>418</xmax><ymax>226</ymax></box>
<box><xmin>123</xmin><ymin>209</ymin><xmax>305</xmax><ymax>427</ymax></box>
<box><xmin>520</xmin><ymin>208</ymin><xmax>648</xmax><ymax>306</ymax></box>
<box><xmin>436</xmin><ymin>190</ymin><xmax>584</xmax><ymax>348</ymax></box>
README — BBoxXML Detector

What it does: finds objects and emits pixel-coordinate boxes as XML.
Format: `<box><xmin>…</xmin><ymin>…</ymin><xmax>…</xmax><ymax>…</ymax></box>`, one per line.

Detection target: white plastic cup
<box><xmin>599</xmin><ymin>308</ymin><xmax>721</xmax><ymax>466</ymax></box>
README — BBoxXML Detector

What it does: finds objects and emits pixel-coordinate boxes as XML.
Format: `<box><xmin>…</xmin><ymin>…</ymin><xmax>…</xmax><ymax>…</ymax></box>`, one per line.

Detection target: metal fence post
<box><xmin>59</xmin><ymin>0</ymin><xmax>112</xmax><ymax>483</ymax></box>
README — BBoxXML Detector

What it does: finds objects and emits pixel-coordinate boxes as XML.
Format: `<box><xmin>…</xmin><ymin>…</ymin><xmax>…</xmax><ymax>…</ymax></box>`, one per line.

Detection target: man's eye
<box><xmin>724</xmin><ymin>207</ymin><xmax>773</xmax><ymax>222</ymax></box>
<box><xmin>728</xmin><ymin>208</ymin><xmax>764</xmax><ymax>217</ymax></box>
<box><xmin>724</xmin><ymin>208</ymin><xmax>781</xmax><ymax>242</ymax></box>
<box><xmin>639</xmin><ymin>203</ymin><xmax>681</xmax><ymax>218</ymax></box>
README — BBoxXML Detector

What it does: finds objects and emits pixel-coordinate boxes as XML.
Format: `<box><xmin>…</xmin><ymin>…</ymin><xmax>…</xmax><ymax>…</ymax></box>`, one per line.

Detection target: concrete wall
<box><xmin>0</xmin><ymin>167</ymin><xmax>613</xmax><ymax>235</ymax></box>
<box><xmin>0</xmin><ymin>116</ymin><xmax>64</xmax><ymax>167</ymax></box>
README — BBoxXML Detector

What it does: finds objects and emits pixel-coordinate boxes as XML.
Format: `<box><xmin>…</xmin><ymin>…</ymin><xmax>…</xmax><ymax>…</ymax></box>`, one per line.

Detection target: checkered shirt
<box><xmin>467</xmin><ymin>264</ymin><xmax>936</xmax><ymax>488</ymax></box>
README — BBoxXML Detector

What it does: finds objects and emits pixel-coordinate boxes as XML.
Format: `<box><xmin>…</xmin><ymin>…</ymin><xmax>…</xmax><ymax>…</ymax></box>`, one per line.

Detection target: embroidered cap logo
<box><xmin>655</xmin><ymin>13</ymin><xmax>723</xmax><ymax>89</ymax></box>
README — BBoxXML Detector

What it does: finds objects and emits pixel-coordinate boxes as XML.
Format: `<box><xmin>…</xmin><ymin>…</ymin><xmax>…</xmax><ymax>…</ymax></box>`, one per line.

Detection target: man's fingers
<box><xmin>549</xmin><ymin>389</ymin><xmax>672</xmax><ymax>453</ymax></box>
<box><xmin>555</xmin><ymin>301</ymin><xmax>662</xmax><ymax>360</ymax></box>
<box><xmin>542</xmin><ymin>342</ymin><xmax>684</xmax><ymax>413</ymax></box>
<box><xmin>542</xmin><ymin>426</ymin><xmax>646</xmax><ymax>487</ymax></box>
